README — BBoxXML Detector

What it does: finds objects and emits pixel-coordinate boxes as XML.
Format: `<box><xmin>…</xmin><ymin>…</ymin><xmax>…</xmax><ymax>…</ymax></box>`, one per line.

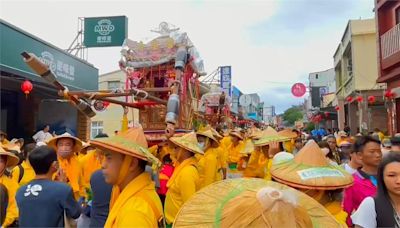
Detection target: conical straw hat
<box><xmin>229</xmin><ymin>130</ymin><xmax>243</xmax><ymax>140</ymax></box>
<box><xmin>197</xmin><ymin>130</ymin><xmax>219</xmax><ymax>145</ymax></box>
<box><xmin>91</xmin><ymin>127</ymin><xmax>161</xmax><ymax>169</ymax></box>
<box><xmin>0</xmin><ymin>145</ymin><xmax>19</xmax><ymax>168</ymax></box>
<box><xmin>253</xmin><ymin>127</ymin><xmax>290</xmax><ymax>147</ymax></box>
<box><xmin>174</xmin><ymin>178</ymin><xmax>345</xmax><ymax>228</ymax></box>
<box><xmin>170</xmin><ymin>132</ymin><xmax>204</xmax><ymax>155</ymax></box>
<box><xmin>47</xmin><ymin>133</ymin><xmax>83</xmax><ymax>153</ymax></box>
<box><xmin>271</xmin><ymin>140</ymin><xmax>353</xmax><ymax>190</ymax></box>
<box><xmin>278</xmin><ymin>129</ymin><xmax>298</xmax><ymax>139</ymax></box>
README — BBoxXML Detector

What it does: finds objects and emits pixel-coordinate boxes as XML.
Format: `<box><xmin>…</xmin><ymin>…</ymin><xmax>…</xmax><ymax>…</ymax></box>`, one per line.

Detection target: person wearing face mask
<box><xmin>196</xmin><ymin>130</ymin><xmax>220</xmax><ymax>189</ymax></box>
<box><xmin>164</xmin><ymin>132</ymin><xmax>203</xmax><ymax>227</ymax></box>
<box><xmin>47</xmin><ymin>133</ymin><xmax>85</xmax><ymax>200</ymax></box>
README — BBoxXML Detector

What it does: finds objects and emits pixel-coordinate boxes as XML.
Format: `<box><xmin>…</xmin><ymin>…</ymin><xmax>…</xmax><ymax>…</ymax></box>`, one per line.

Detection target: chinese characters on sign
<box><xmin>39</xmin><ymin>51</ymin><xmax>75</xmax><ymax>81</ymax></box>
<box><xmin>84</xmin><ymin>16</ymin><xmax>128</xmax><ymax>47</ymax></box>
<box><xmin>220</xmin><ymin>66</ymin><xmax>232</xmax><ymax>97</ymax></box>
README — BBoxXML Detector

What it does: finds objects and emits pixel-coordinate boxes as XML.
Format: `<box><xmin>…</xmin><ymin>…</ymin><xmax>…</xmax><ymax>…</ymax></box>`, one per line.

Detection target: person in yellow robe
<box><xmin>11</xmin><ymin>143</ymin><xmax>36</xmax><ymax>186</ymax></box>
<box><xmin>90</xmin><ymin>127</ymin><xmax>163</xmax><ymax>228</ymax></box>
<box><xmin>0</xmin><ymin>145</ymin><xmax>20</xmax><ymax>227</ymax></box>
<box><xmin>218</xmin><ymin>135</ymin><xmax>232</xmax><ymax>179</ymax></box>
<box><xmin>79</xmin><ymin>143</ymin><xmax>103</xmax><ymax>190</ymax></box>
<box><xmin>47</xmin><ymin>133</ymin><xmax>86</xmax><ymax>200</ymax></box>
<box><xmin>196</xmin><ymin>130</ymin><xmax>220</xmax><ymax>189</ymax></box>
<box><xmin>164</xmin><ymin>132</ymin><xmax>204</xmax><ymax>226</ymax></box>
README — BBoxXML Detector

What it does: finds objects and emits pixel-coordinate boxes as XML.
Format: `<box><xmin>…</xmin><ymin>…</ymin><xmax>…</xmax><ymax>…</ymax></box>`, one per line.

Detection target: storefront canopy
<box><xmin>0</xmin><ymin>19</ymin><xmax>98</xmax><ymax>91</ymax></box>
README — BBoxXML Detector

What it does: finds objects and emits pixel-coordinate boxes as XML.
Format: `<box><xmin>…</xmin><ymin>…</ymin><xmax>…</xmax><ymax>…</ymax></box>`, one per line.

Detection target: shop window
<box><xmin>107</xmin><ymin>81</ymin><xmax>121</xmax><ymax>90</ymax></box>
<box><xmin>91</xmin><ymin>121</ymin><xmax>104</xmax><ymax>139</ymax></box>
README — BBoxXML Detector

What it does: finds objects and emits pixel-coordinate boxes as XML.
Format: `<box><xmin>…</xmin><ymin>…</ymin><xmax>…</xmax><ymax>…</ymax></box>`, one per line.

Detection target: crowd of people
<box><xmin>0</xmin><ymin>123</ymin><xmax>400</xmax><ymax>227</ymax></box>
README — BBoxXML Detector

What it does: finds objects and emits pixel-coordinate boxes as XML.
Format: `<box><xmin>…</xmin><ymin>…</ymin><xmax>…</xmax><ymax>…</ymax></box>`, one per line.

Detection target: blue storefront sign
<box><xmin>220</xmin><ymin>66</ymin><xmax>232</xmax><ymax>97</ymax></box>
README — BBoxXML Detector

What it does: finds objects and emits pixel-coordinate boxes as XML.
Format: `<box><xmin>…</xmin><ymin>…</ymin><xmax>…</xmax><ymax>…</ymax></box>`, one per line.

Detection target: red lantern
<box><xmin>346</xmin><ymin>96</ymin><xmax>353</xmax><ymax>103</ymax></box>
<box><xmin>356</xmin><ymin>96</ymin><xmax>363</xmax><ymax>103</ymax></box>
<box><xmin>368</xmin><ymin>96</ymin><xmax>376</xmax><ymax>104</ymax></box>
<box><xmin>21</xmin><ymin>80</ymin><xmax>33</xmax><ymax>97</ymax></box>
<box><xmin>335</xmin><ymin>106</ymin><xmax>340</xmax><ymax>111</ymax></box>
<box><xmin>324</xmin><ymin>112</ymin><xmax>329</xmax><ymax>118</ymax></box>
<box><xmin>385</xmin><ymin>90</ymin><xmax>396</xmax><ymax>99</ymax></box>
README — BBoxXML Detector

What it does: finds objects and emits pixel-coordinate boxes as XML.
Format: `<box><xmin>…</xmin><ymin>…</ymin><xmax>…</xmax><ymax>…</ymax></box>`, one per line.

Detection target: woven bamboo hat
<box><xmin>174</xmin><ymin>178</ymin><xmax>345</xmax><ymax>228</ymax></box>
<box><xmin>229</xmin><ymin>130</ymin><xmax>243</xmax><ymax>140</ymax></box>
<box><xmin>197</xmin><ymin>130</ymin><xmax>219</xmax><ymax>145</ymax></box>
<box><xmin>0</xmin><ymin>145</ymin><xmax>19</xmax><ymax>168</ymax></box>
<box><xmin>170</xmin><ymin>132</ymin><xmax>204</xmax><ymax>155</ymax></box>
<box><xmin>253</xmin><ymin>127</ymin><xmax>291</xmax><ymax>147</ymax></box>
<box><xmin>278</xmin><ymin>129</ymin><xmax>298</xmax><ymax>139</ymax></box>
<box><xmin>47</xmin><ymin>133</ymin><xmax>83</xmax><ymax>153</ymax></box>
<box><xmin>271</xmin><ymin>140</ymin><xmax>353</xmax><ymax>190</ymax></box>
<box><xmin>241</xmin><ymin>139</ymin><xmax>255</xmax><ymax>155</ymax></box>
<box><xmin>91</xmin><ymin>127</ymin><xmax>161</xmax><ymax>169</ymax></box>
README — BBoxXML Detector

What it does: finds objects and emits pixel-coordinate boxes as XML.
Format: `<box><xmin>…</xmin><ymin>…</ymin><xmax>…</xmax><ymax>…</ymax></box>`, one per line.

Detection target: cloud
<box><xmin>0</xmin><ymin>0</ymin><xmax>374</xmax><ymax>115</ymax></box>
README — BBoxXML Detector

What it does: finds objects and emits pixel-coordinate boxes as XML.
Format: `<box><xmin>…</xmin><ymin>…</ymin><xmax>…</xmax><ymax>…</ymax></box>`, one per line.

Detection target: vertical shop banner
<box><xmin>84</xmin><ymin>16</ymin><xmax>128</xmax><ymax>47</ymax></box>
<box><xmin>220</xmin><ymin>66</ymin><xmax>232</xmax><ymax>97</ymax></box>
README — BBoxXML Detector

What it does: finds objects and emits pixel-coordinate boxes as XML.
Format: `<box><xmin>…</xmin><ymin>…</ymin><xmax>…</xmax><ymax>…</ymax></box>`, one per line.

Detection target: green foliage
<box><xmin>305</xmin><ymin>122</ymin><xmax>316</xmax><ymax>132</ymax></box>
<box><xmin>282</xmin><ymin>106</ymin><xmax>303</xmax><ymax>125</ymax></box>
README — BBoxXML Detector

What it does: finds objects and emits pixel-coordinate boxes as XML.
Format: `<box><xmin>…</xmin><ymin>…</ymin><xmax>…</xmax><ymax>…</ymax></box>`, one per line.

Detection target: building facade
<box><xmin>0</xmin><ymin>19</ymin><xmax>98</xmax><ymax>141</ymax></box>
<box><xmin>90</xmin><ymin>70</ymin><xmax>139</xmax><ymax>138</ymax></box>
<box><xmin>375</xmin><ymin>0</ymin><xmax>400</xmax><ymax>135</ymax></box>
<box><xmin>334</xmin><ymin>19</ymin><xmax>387</xmax><ymax>135</ymax></box>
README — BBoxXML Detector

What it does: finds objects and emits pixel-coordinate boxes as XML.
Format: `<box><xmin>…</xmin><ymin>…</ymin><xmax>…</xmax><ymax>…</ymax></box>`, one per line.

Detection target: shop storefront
<box><xmin>0</xmin><ymin>19</ymin><xmax>98</xmax><ymax>141</ymax></box>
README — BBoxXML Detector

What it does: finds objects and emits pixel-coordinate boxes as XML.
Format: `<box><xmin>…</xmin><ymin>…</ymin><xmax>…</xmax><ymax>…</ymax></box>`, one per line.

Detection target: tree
<box><xmin>282</xmin><ymin>106</ymin><xmax>303</xmax><ymax>126</ymax></box>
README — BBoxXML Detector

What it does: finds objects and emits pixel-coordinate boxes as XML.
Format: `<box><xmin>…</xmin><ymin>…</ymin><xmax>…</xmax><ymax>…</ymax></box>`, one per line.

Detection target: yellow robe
<box><xmin>165</xmin><ymin>157</ymin><xmax>199</xmax><ymax>224</ymax></box>
<box><xmin>11</xmin><ymin>160</ymin><xmax>35</xmax><ymax>186</ymax></box>
<box><xmin>57</xmin><ymin>155</ymin><xmax>86</xmax><ymax>199</ymax></box>
<box><xmin>244</xmin><ymin>149</ymin><xmax>269</xmax><ymax>178</ymax></box>
<box><xmin>324</xmin><ymin>201</ymin><xmax>348</xmax><ymax>226</ymax></box>
<box><xmin>79</xmin><ymin>151</ymin><xmax>102</xmax><ymax>190</ymax></box>
<box><xmin>227</xmin><ymin>141</ymin><xmax>245</xmax><ymax>164</ymax></box>
<box><xmin>104</xmin><ymin>172</ymin><xmax>162</xmax><ymax>228</ymax></box>
<box><xmin>264</xmin><ymin>159</ymin><xmax>273</xmax><ymax>181</ymax></box>
<box><xmin>198</xmin><ymin>148</ymin><xmax>219</xmax><ymax>189</ymax></box>
<box><xmin>0</xmin><ymin>175</ymin><xmax>19</xmax><ymax>227</ymax></box>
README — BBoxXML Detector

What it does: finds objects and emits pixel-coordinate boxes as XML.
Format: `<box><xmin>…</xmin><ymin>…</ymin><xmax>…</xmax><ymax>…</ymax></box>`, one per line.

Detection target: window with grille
<box><xmin>91</xmin><ymin>121</ymin><xmax>104</xmax><ymax>139</ymax></box>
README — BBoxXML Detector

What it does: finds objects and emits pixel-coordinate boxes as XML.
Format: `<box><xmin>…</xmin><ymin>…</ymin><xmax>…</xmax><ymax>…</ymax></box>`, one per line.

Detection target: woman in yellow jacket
<box><xmin>164</xmin><ymin>132</ymin><xmax>204</xmax><ymax>226</ymax></box>
<box><xmin>196</xmin><ymin>130</ymin><xmax>220</xmax><ymax>189</ymax></box>
<box><xmin>0</xmin><ymin>145</ymin><xmax>20</xmax><ymax>227</ymax></box>
<box><xmin>91</xmin><ymin>127</ymin><xmax>163</xmax><ymax>228</ymax></box>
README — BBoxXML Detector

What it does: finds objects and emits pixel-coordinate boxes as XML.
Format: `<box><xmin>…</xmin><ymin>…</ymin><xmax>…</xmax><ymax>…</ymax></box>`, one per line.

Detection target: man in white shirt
<box><xmin>32</xmin><ymin>125</ymin><xmax>53</xmax><ymax>143</ymax></box>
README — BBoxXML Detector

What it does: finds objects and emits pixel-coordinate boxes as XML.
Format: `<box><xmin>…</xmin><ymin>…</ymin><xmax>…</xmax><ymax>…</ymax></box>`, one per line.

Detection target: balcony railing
<box><xmin>381</xmin><ymin>23</ymin><xmax>400</xmax><ymax>59</ymax></box>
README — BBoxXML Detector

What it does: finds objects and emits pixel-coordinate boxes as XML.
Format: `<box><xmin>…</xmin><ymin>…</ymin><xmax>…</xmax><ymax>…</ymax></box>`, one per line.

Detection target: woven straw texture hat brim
<box><xmin>278</xmin><ymin>129</ymin><xmax>298</xmax><ymax>139</ymax></box>
<box><xmin>253</xmin><ymin>135</ymin><xmax>291</xmax><ymax>147</ymax></box>
<box><xmin>173</xmin><ymin>178</ymin><xmax>344</xmax><ymax>228</ymax></box>
<box><xmin>271</xmin><ymin>161</ymin><xmax>354</xmax><ymax>190</ymax></box>
<box><xmin>47</xmin><ymin>134</ymin><xmax>83</xmax><ymax>153</ymax></box>
<box><xmin>197</xmin><ymin>130</ymin><xmax>220</xmax><ymax>145</ymax></box>
<box><xmin>271</xmin><ymin>140</ymin><xmax>353</xmax><ymax>190</ymax></box>
<box><xmin>170</xmin><ymin>133</ymin><xmax>204</xmax><ymax>155</ymax></box>
<box><xmin>229</xmin><ymin>131</ymin><xmax>243</xmax><ymax>140</ymax></box>
<box><xmin>91</xmin><ymin>135</ymin><xmax>161</xmax><ymax>168</ymax></box>
<box><xmin>0</xmin><ymin>147</ymin><xmax>19</xmax><ymax>168</ymax></box>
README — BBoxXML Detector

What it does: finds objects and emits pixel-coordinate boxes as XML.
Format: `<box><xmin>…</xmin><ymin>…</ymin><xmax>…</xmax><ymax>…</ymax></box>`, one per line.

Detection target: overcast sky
<box><xmin>0</xmin><ymin>0</ymin><xmax>374</xmax><ymax>113</ymax></box>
